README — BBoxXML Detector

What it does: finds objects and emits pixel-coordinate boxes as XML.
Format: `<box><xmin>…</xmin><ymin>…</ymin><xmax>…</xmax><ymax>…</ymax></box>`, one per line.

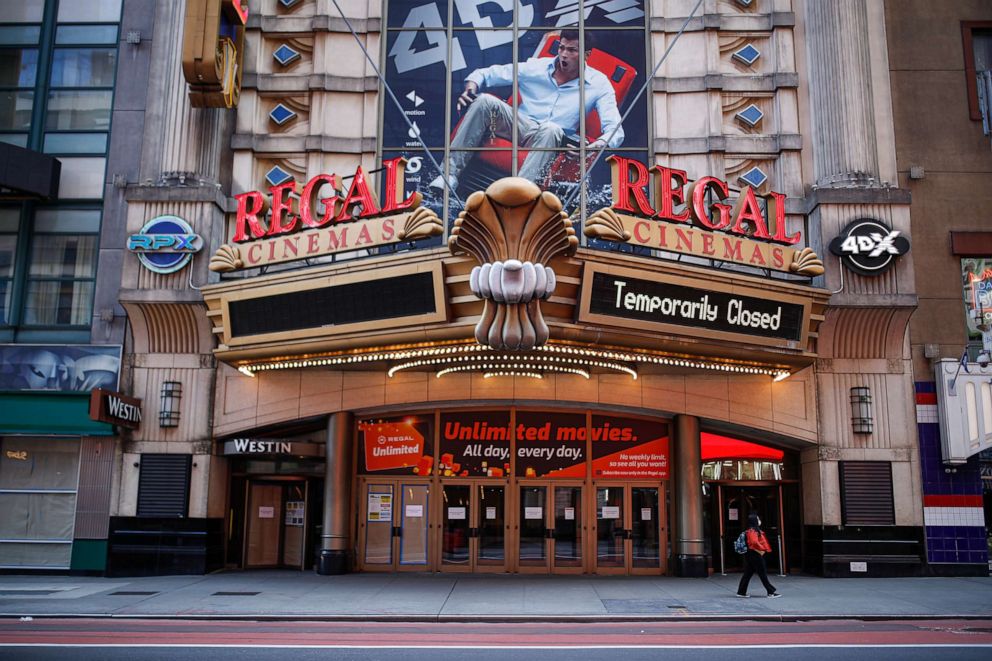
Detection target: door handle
<box><xmin>545</xmin><ymin>528</ymin><xmax>555</xmax><ymax>539</ymax></box>
<box><xmin>392</xmin><ymin>526</ymin><xmax>402</xmax><ymax>538</ymax></box>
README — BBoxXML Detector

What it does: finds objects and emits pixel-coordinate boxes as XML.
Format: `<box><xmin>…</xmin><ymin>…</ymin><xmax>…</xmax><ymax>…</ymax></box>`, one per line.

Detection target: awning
<box><xmin>0</xmin><ymin>393</ymin><xmax>113</xmax><ymax>436</ymax></box>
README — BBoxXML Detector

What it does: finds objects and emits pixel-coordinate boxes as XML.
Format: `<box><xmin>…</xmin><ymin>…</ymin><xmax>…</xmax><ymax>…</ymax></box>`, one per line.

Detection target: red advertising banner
<box><xmin>515</xmin><ymin>410</ymin><xmax>586</xmax><ymax>478</ymax></box>
<box><xmin>358</xmin><ymin>415</ymin><xmax>432</xmax><ymax>475</ymax></box>
<box><xmin>590</xmin><ymin>415</ymin><xmax>669</xmax><ymax>479</ymax></box>
<box><xmin>439</xmin><ymin>410</ymin><xmax>512</xmax><ymax>477</ymax></box>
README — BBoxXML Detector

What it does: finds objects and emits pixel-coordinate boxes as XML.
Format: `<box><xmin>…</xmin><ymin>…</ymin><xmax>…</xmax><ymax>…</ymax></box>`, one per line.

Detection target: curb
<box><xmin>4</xmin><ymin>613</ymin><xmax>992</xmax><ymax>623</ymax></box>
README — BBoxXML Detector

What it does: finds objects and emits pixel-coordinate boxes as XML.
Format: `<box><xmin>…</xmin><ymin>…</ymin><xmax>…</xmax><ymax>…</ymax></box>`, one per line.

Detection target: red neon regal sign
<box><xmin>586</xmin><ymin>156</ymin><xmax>824</xmax><ymax>276</ymax></box>
<box><xmin>208</xmin><ymin>157</ymin><xmax>442</xmax><ymax>272</ymax></box>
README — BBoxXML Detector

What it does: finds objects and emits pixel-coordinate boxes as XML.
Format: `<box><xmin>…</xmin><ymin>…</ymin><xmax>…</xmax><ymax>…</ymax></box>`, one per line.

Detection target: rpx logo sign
<box><xmin>829</xmin><ymin>219</ymin><xmax>910</xmax><ymax>276</ymax></box>
<box><xmin>128</xmin><ymin>215</ymin><xmax>203</xmax><ymax>274</ymax></box>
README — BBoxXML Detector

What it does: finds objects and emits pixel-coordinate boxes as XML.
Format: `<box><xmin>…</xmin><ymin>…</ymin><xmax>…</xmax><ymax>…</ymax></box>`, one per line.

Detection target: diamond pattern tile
<box><xmin>736</xmin><ymin>104</ymin><xmax>764</xmax><ymax>127</ymax></box>
<box><xmin>273</xmin><ymin>44</ymin><xmax>301</xmax><ymax>66</ymax></box>
<box><xmin>269</xmin><ymin>103</ymin><xmax>297</xmax><ymax>126</ymax></box>
<box><xmin>265</xmin><ymin>165</ymin><xmax>294</xmax><ymax>187</ymax></box>
<box><xmin>733</xmin><ymin>43</ymin><xmax>761</xmax><ymax>66</ymax></box>
<box><xmin>279</xmin><ymin>0</ymin><xmax>301</xmax><ymax>7</ymax></box>
<box><xmin>739</xmin><ymin>166</ymin><xmax>767</xmax><ymax>188</ymax></box>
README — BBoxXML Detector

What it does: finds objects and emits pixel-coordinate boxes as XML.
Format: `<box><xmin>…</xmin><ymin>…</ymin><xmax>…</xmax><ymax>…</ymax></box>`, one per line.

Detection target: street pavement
<box><xmin>1</xmin><ymin>571</ymin><xmax>991</xmax><ymax>620</ymax></box>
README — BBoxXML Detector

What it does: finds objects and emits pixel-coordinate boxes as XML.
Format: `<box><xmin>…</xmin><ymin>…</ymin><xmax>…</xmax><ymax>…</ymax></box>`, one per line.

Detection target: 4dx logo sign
<box><xmin>829</xmin><ymin>219</ymin><xmax>910</xmax><ymax>276</ymax></box>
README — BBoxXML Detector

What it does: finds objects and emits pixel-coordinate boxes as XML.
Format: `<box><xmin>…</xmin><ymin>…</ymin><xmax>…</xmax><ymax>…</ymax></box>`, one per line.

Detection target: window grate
<box><xmin>136</xmin><ymin>454</ymin><xmax>191</xmax><ymax>518</ymax></box>
<box><xmin>839</xmin><ymin>461</ymin><xmax>895</xmax><ymax>525</ymax></box>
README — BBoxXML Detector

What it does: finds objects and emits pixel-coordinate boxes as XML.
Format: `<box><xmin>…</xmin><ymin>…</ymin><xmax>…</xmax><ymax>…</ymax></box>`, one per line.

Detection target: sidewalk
<box><xmin>1</xmin><ymin>571</ymin><xmax>991</xmax><ymax>621</ymax></box>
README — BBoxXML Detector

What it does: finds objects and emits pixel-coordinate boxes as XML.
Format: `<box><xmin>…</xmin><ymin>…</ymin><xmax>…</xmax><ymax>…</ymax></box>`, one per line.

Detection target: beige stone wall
<box><xmin>213</xmin><ymin>362</ymin><xmax>819</xmax><ymax>444</ymax></box>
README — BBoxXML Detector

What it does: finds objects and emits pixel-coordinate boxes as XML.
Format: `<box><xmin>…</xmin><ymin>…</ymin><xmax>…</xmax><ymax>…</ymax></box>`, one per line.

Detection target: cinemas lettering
<box><xmin>209</xmin><ymin>158</ymin><xmax>442</xmax><ymax>272</ymax></box>
<box><xmin>585</xmin><ymin>157</ymin><xmax>825</xmax><ymax>277</ymax></box>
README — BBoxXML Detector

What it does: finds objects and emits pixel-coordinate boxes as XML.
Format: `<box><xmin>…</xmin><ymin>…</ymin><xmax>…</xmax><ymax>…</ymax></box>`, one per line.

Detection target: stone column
<box><xmin>317</xmin><ymin>411</ymin><xmax>354</xmax><ymax>575</ymax></box>
<box><xmin>673</xmin><ymin>414</ymin><xmax>706</xmax><ymax>577</ymax></box>
<box><xmin>804</xmin><ymin>0</ymin><xmax>881</xmax><ymax>187</ymax></box>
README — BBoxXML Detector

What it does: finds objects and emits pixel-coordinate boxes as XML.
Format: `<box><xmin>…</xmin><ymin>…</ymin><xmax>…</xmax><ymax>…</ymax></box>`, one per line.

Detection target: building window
<box><xmin>0</xmin><ymin>206</ymin><xmax>100</xmax><ymax>335</ymax></box>
<box><xmin>839</xmin><ymin>461</ymin><xmax>895</xmax><ymax>526</ymax></box>
<box><xmin>962</xmin><ymin>22</ymin><xmax>992</xmax><ymax>132</ymax></box>
<box><xmin>0</xmin><ymin>436</ymin><xmax>80</xmax><ymax>569</ymax></box>
<box><xmin>0</xmin><ymin>0</ymin><xmax>120</xmax><ymax>341</ymax></box>
<box><xmin>961</xmin><ymin>257</ymin><xmax>992</xmax><ymax>363</ymax></box>
<box><xmin>381</xmin><ymin>1</ymin><xmax>649</xmax><ymax>231</ymax></box>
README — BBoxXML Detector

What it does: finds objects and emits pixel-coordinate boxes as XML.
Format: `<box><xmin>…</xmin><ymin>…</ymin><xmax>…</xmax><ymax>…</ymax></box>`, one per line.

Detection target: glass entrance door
<box><xmin>517</xmin><ymin>483</ymin><xmax>584</xmax><ymax>573</ymax></box>
<box><xmin>594</xmin><ymin>483</ymin><xmax>667</xmax><ymax>574</ymax></box>
<box><xmin>358</xmin><ymin>479</ymin><xmax>431</xmax><ymax>572</ymax></box>
<box><xmin>439</xmin><ymin>480</ymin><xmax>507</xmax><ymax>572</ymax></box>
<box><xmin>715</xmin><ymin>484</ymin><xmax>783</xmax><ymax>574</ymax></box>
<box><xmin>552</xmin><ymin>484</ymin><xmax>583</xmax><ymax>572</ymax></box>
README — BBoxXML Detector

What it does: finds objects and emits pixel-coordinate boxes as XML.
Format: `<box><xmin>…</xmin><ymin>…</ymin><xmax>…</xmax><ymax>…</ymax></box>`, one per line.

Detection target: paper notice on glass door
<box><xmin>563</xmin><ymin>508</ymin><xmax>575</xmax><ymax>520</ymax></box>
<box><xmin>524</xmin><ymin>507</ymin><xmax>543</xmax><ymax>520</ymax></box>
<box><xmin>486</xmin><ymin>506</ymin><xmax>497</xmax><ymax>520</ymax></box>
<box><xmin>601</xmin><ymin>506</ymin><xmax>620</xmax><ymax>519</ymax></box>
<box><xmin>258</xmin><ymin>506</ymin><xmax>274</xmax><ymax>519</ymax></box>
<box><xmin>405</xmin><ymin>504</ymin><xmax>423</xmax><ymax>518</ymax></box>
<box><xmin>641</xmin><ymin>508</ymin><xmax>652</xmax><ymax>521</ymax></box>
<box><xmin>368</xmin><ymin>493</ymin><xmax>392</xmax><ymax>521</ymax></box>
<box><xmin>448</xmin><ymin>506</ymin><xmax>467</xmax><ymax>520</ymax></box>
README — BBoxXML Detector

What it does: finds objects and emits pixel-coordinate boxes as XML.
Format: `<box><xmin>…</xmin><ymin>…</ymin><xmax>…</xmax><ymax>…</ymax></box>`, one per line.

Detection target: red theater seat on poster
<box><xmin>450</xmin><ymin>33</ymin><xmax>637</xmax><ymax>188</ymax></box>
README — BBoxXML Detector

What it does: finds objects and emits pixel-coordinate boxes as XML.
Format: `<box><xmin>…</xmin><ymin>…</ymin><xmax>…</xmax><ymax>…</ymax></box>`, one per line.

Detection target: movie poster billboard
<box><xmin>358</xmin><ymin>413</ymin><xmax>434</xmax><ymax>475</ymax></box>
<box><xmin>0</xmin><ymin>344</ymin><xmax>121</xmax><ymax>392</ymax></box>
<box><xmin>382</xmin><ymin>1</ymin><xmax>648</xmax><ymax>220</ymax></box>
<box><xmin>590</xmin><ymin>414</ymin><xmax>669</xmax><ymax>479</ymax></box>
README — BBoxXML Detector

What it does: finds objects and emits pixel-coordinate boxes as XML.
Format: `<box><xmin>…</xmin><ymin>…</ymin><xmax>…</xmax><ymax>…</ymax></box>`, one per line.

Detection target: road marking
<box><xmin>3</xmin><ymin>644</ymin><xmax>992</xmax><ymax>649</ymax></box>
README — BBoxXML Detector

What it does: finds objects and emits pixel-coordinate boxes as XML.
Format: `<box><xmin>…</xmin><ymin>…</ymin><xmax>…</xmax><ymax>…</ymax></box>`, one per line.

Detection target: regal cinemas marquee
<box><xmin>201</xmin><ymin>157</ymin><xmax>829</xmax><ymax>577</ymax></box>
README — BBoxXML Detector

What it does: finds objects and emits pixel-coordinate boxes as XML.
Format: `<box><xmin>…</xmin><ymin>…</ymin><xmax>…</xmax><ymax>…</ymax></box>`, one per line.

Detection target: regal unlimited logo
<box><xmin>127</xmin><ymin>215</ymin><xmax>203</xmax><ymax>274</ymax></box>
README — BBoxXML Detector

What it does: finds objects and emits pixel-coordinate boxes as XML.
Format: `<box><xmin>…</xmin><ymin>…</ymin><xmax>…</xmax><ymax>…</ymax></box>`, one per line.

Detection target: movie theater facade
<box><xmin>110</xmin><ymin>1</ymin><xmax>924</xmax><ymax>579</ymax></box>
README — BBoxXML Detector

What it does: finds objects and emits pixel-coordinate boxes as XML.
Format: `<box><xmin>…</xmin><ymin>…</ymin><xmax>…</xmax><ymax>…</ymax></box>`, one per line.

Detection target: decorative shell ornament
<box><xmin>584</xmin><ymin>207</ymin><xmax>631</xmax><ymax>242</ymax></box>
<box><xmin>397</xmin><ymin>206</ymin><xmax>443</xmax><ymax>241</ymax></box>
<box><xmin>449</xmin><ymin>177</ymin><xmax>578</xmax><ymax>350</ymax></box>
<box><xmin>208</xmin><ymin>244</ymin><xmax>243</xmax><ymax>272</ymax></box>
<box><xmin>789</xmin><ymin>247</ymin><xmax>825</xmax><ymax>276</ymax></box>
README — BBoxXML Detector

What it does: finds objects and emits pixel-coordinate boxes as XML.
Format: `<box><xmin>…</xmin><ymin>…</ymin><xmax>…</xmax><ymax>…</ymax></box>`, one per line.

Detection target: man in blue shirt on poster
<box><xmin>429</xmin><ymin>29</ymin><xmax>624</xmax><ymax>192</ymax></box>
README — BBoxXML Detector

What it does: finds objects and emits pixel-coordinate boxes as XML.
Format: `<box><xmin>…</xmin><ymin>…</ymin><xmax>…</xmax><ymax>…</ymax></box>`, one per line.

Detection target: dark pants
<box><xmin>737</xmin><ymin>550</ymin><xmax>777</xmax><ymax>595</ymax></box>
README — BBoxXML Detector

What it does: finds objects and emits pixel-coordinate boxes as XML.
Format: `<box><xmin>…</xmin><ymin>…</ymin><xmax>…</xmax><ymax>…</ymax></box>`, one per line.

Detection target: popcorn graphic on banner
<box><xmin>545</xmin><ymin>0</ymin><xmax>645</xmax><ymax>27</ymax></box>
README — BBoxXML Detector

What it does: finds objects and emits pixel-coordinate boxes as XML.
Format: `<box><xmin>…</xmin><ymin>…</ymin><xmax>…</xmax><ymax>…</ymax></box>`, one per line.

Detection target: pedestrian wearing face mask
<box><xmin>736</xmin><ymin>512</ymin><xmax>782</xmax><ymax>598</ymax></box>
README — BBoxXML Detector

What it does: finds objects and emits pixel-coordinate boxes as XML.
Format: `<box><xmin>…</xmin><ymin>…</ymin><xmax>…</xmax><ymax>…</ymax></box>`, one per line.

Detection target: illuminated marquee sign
<box><xmin>579</xmin><ymin>264</ymin><xmax>808</xmax><ymax>348</ymax></box>
<box><xmin>584</xmin><ymin>156</ymin><xmax>825</xmax><ymax>277</ymax></box>
<box><xmin>128</xmin><ymin>215</ymin><xmax>203</xmax><ymax>274</ymax></box>
<box><xmin>208</xmin><ymin>158</ymin><xmax>442</xmax><ymax>272</ymax></box>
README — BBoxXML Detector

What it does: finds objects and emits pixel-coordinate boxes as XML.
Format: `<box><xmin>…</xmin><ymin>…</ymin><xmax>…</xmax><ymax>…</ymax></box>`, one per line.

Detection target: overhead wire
<box><xmin>561</xmin><ymin>0</ymin><xmax>705</xmax><ymax>215</ymax></box>
<box><xmin>330</xmin><ymin>0</ymin><xmax>464</xmax><ymax>208</ymax></box>
<box><xmin>332</xmin><ymin>0</ymin><xmax>705</xmax><ymax>218</ymax></box>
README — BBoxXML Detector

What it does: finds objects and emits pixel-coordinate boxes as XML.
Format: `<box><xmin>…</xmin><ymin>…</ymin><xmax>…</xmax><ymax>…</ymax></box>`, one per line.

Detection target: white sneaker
<box><xmin>735</xmin><ymin>593</ymin><xmax>750</xmax><ymax>598</ymax></box>
<box><xmin>767</xmin><ymin>592</ymin><xmax>782</xmax><ymax>598</ymax></box>
<box><xmin>428</xmin><ymin>174</ymin><xmax>458</xmax><ymax>193</ymax></box>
